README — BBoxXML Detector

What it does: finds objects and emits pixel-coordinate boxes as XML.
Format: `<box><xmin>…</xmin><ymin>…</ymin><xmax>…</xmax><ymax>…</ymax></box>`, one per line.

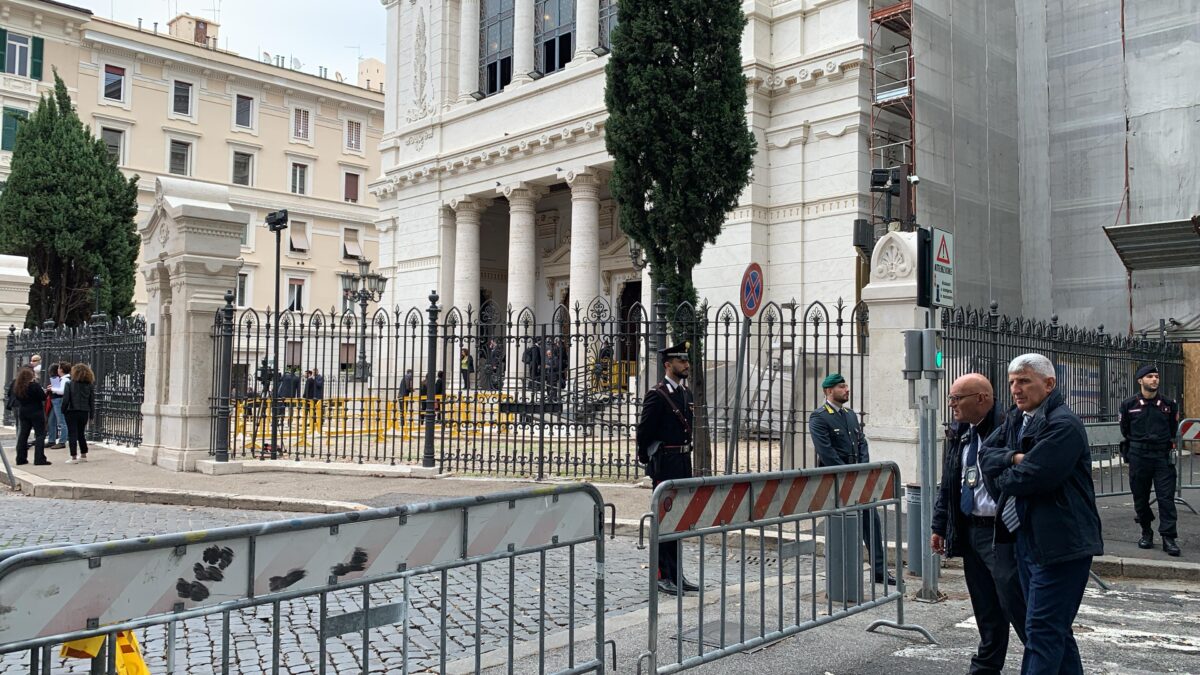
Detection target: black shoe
<box><xmin>15</xmin><ymin>460</ymin><xmax>28</xmax><ymax>466</ymax></box>
<box><xmin>680</xmin><ymin>578</ymin><xmax>700</xmax><ymax>593</ymax></box>
<box><xmin>1138</xmin><ymin>532</ymin><xmax>1154</xmax><ymax>549</ymax></box>
<box><xmin>1163</xmin><ymin>537</ymin><xmax>1181</xmax><ymax>557</ymax></box>
<box><xmin>33</xmin><ymin>460</ymin><xmax>52</xmax><ymax>466</ymax></box>
<box><xmin>874</xmin><ymin>573</ymin><xmax>897</xmax><ymax>586</ymax></box>
<box><xmin>657</xmin><ymin>579</ymin><xmax>680</xmax><ymax>595</ymax></box>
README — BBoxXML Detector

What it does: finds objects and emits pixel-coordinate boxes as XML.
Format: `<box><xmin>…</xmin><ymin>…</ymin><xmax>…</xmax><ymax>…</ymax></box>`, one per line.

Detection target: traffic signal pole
<box><xmin>904</xmin><ymin>327</ymin><xmax>945</xmax><ymax>602</ymax></box>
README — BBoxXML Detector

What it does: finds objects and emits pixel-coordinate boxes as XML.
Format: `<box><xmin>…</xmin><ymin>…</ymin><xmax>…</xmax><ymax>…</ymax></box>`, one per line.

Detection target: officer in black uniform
<box><xmin>809</xmin><ymin>373</ymin><xmax>895</xmax><ymax>585</ymax></box>
<box><xmin>637</xmin><ymin>341</ymin><xmax>698</xmax><ymax>595</ymax></box>
<box><xmin>1119</xmin><ymin>364</ymin><xmax>1180</xmax><ymax>556</ymax></box>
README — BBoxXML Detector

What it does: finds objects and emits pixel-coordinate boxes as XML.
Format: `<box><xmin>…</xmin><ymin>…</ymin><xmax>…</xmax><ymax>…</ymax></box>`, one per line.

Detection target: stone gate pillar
<box><xmin>862</xmin><ymin>232</ymin><xmax>924</xmax><ymax>483</ymax></box>
<box><xmin>136</xmin><ymin>177</ymin><xmax>249</xmax><ymax>471</ymax></box>
<box><xmin>0</xmin><ymin>255</ymin><xmax>33</xmax><ymax>331</ymax></box>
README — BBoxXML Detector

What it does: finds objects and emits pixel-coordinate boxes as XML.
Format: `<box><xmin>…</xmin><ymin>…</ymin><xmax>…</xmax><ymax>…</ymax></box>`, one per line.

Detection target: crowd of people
<box><xmin>5</xmin><ymin>355</ymin><xmax>96</xmax><ymax>466</ymax></box>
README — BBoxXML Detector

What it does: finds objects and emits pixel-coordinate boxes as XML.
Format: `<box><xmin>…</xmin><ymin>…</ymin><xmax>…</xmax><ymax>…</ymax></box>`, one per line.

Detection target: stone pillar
<box><xmin>573</xmin><ymin>0</ymin><xmax>600</xmax><ymax>63</ymax></box>
<box><xmin>511</xmin><ymin>0</ymin><xmax>536</xmax><ymax>86</ymax></box>
<box><xmin>136</xmin><ymin>177</ymin><xmax>250</xmax><ymax>471</ymax></box>
<box><xmin>500</xmin><ymin>183</ymin><xmax>545</xmax><ymax>312</ymax></box>
<box><xmin>383</xmin><ymin>0</ymin><xmax>402</xmax><ymax>133</ymax></box>
<box><xmin>566</xmin><ymin>169</ymin><xmax>602</xmax><ymax>309</ymax></box>
<box><xmin>862</xmin><ymin>231</ymin><xmax>924</xmax><ymax>484</ymax></box>
<box><xmin>0</xmin><ymin>255</ymin><xmax>32</xmax><ymax>331</ymax></box>
<box><xmin>457</xmin><ymin>0</ymin><xmax>481</xmax><ymax>102</ymax></box>
<box><xmin>450</xmin><ymin>195</ymin><xmax>491</xmax><ymax>312</ymax></box>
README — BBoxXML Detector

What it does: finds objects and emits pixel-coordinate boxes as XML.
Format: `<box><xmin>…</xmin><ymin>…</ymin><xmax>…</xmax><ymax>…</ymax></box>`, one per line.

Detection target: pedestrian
<box><xmin>980</xmin><ymin>353</ymin><xmax>1103</xmax><ymax>675</ymax></box>
<box><xmin>636</xmin><ymin>341</ymin><xmax>698</xmax><ymax>596</ymax></box>
<box><xmin>277</xmin><ymin>367</ymin><xmax>299</xmax><ymax>399</ymax></box>
<box><xmin>932</xmin><ymin>373</ymin><xmax>1026</xmax><ymax>673</ymax></box>
<box><xmin>46</xmin><ymin>362</ymin><xmax>71</xmax><ymax>450</ymax></box>
<box><xmin>460</xmin><ymin>347</ymin><xmax>474</xmax><ymax>392</ymax></box>
<box><xmin>808</xmin><ymin>373</ymin><xmax>894</xmax><ymax>585</ymax></box>
<box><xmin>1119</xmin><ymin>364</ymin><xmax>1180</xmax><ymax>556</ymax></box>
<box><xmin>435</xmin><ymin>370</ymin><xmax>445</xmax><ymax>396</ymax></box>
<box><xmin>11</xmin><ymin>366</ymin><xmax>50</xmax><ymax>466</ymax></box>
<box><xmin>523</xmin><ymin>339</ymin><xmax>542</xmax><ymax>384</ymax></box>
<box><xmin>29</xmin><ymin>354</ymin><xmax>42</xmax><ymax>377</ymax></box>
<box><xmin>302</xmin><ymin>370</ymin><xmax>315</xmax><ymax>399</ymax></box>
<box><xmin>62</xmin><ymin>363</ymin><xmax>95</xmax><ymax>464</ymax></box>
<box><xmin>312</xmin><ymin>368</ymin><xmax>324</xmax><ymax>400</ymax></box>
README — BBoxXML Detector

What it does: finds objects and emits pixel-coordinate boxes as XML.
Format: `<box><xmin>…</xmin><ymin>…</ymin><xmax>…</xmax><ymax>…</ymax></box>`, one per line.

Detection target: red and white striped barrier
<box><xmin>1180</xmin><ymin>419</ymin><xmax>1200</xmax><ymax>441</ymax></box>
<box><xmin>656</xmin><ymin>465</ymin><xmax>897</xmax><ymax>534</ymax></box>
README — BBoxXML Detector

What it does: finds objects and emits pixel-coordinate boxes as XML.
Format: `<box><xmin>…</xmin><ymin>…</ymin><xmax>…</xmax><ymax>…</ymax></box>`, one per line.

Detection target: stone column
<box><xmin>511</xmin><ymin>0</ymin><xmax>536</xmax><ymax>86</ymax></box>
<box><xmin>500</xmin><ymin>183</ymin><xmax>545</xmax><ymax>312</ymax></box>
<box><xmin>383</xmin><ymin>0</ymin><xmax>402</xmax><ymax>133</ymax></box>
<box><xmin>566</xmin><ymin>169</ymin><xmax>602</xmax><ymax>309</ymax></box>
<box><xmin>457</xmin><ymin>0</ymin><xmax>481</xmax><ymax>102</ymax></box>
<box><xmin>861</xmin><ymin>231</ymin><xmax>923</xmax><ymax>483</ymax></box>
<box><xmin>573</xmin><ymin>0</ymin><xmax>600</xmax><ymax>63</ymax></box>
<box><xmin>136</xmin><ymin>177</ymin><xmax>250</xmax><ymax>471</ymax></box>
<box><xmin>450</xmin><ymin>195</ymin><xmax>491</xmax><ymax>312</ymax></box>
<box><xmin>0</xmin><ymin>255</ymin><xmax>32</xmax><ymax>331</ymax></box>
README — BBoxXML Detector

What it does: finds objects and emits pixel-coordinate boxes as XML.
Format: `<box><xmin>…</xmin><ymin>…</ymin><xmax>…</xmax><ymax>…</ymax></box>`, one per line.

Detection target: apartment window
<box><xmin>343</xmin><ymin>172</ymin><xmax>360</xmax><ymax>203</ymax></box>
<box><xmin>168</xmin><ymin>139</ymin><xmax>191</xmax><ymax>176</ymax></box>
<box><xmin>240</xmin><ymin>220</ymin><xmax>249</xmax><ymax>246</ymax></box>
<box><xmin>1</xmin><ymin>108</ymin><xmax>28</xmax><ymax>152</ymax></box>
<box><xmin>103</xmin><ymin>65</ymin><xmax>125</xmax><ymax>101</ymax></box>
<box><xmin>172</xmin><ymin>81</ymin><xmax>193</xmax><ymax>116</ymax></box>
<box><xmin>345</xmin><ymin>119</ymin><xmax>363</xmax><ymax>152</ymax></box>
<box><xmin>285</xmin><ymin>340</ymin><xmax>303</xmax><ymax>368</ymax></box>
<box><xmin>288</xmin><ymin>220</ymin><xmax>310</xmax><ymax>253</ymax></box>
<box><xmin>232</xmin><ymin>151</ymin><xmax>253</xmax><ymax>186</ymax></box>
<box><xmin>235</xmin><ymin>95</ymin><xmax>254</xmax><ymax>128</ymax></box>
<box><xmin>343</xmin><ymin>227</ymin><xmax>363</xmax><ymax>260</ymax></box>
<box><xmin>236</xmin><ymin>273</ymin><xmax>249</xmax><ymax>306</ymax></box>
<box><xmin>339</xmin><ymin>343</ymin><xmax>357</xmax><ymax>372</ymax></box>
<box><xmin>290</xmin><ymin>162</ymin><xmax>309</xmax><ymax>195</ymax></box>
<box><xmin>292</xmin><ymin>107</ymin><xmax>311</xmax><ymax>141</ymax></box>
<box><xmin>100</xmin><ymin>127</ymin><xmax>123</xmax><ymax>162</ymax></box>
<box><xmin>286</xmin><ymin>279</ymin><xmax>305</xmax><ymax>312</ymax></box>
<box><xmin>3</xmin><ymin>32</ymin><xmax>33</xmax><ymax>78</ymax></box>
<box><xmin>599</xmin><ymin>0</ymin><xmax>619</xmax><ymax>50</ymax></box>
<box><xmin>480</xmin><ymin>0</ymin><xmax>515</xmax><ymax>96</ymax></box>
<box><xmin>535</xmin><ymin>0</ymin><xmax>574</xmax><ymax>75</ymax></box>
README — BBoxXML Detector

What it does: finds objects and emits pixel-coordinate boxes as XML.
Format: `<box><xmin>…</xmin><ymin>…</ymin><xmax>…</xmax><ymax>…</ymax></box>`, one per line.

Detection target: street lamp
<box><xmin>341</xmin><ymin>257</ymin><xmax>388</xmax><ymax>382</ymax></box>
<box><xmin>265</xmin><ymin>209</ymin><xmax>289</xmax><ymax>460</ymax></box>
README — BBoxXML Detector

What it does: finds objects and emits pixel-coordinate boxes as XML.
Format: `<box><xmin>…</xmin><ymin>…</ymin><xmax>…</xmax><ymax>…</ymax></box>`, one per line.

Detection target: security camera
<box><xmin>907</xmin><ymin>174</ymin><xmax>920</xmax><ymax>186</ymax></box>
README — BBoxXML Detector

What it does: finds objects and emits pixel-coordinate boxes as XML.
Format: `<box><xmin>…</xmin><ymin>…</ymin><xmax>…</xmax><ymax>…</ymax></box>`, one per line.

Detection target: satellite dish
<box><xmin>335</xmin><ymin>71</ymin><xmax>345</xmax><ymax>83</ymax></box>
<box><xmin>291</xmin><ymin>57</ymin><xmax>303</xmax><ymax>70</ymax></box>
<box><xmin>262</xmin><ymin>51</ymin><xmax>271</xmax><ymax>63</ymax></box>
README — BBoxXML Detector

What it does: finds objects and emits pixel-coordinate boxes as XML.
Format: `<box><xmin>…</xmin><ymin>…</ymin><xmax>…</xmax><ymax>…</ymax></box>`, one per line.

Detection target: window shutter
<box><xmin>31</xmin><ymin>37</ymin><xmax>43</xmax><ymax>80</ymax></box>
<box><xmin>1</xmin><ymin>110</ymin><xmax>18</xmax><ymax>152</ymax></box>
<box><xmin>0</xmin><ymin>30</ymin><xmax>7</xmax><ymax>73</ymax></box>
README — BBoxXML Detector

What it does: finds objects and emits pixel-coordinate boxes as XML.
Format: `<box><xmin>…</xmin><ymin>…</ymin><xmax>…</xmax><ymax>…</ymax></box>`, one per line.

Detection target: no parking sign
<box><xmin>740</xmin><ymin>263</ymin><xmax>764</xmax><ymax>318</ymax></box>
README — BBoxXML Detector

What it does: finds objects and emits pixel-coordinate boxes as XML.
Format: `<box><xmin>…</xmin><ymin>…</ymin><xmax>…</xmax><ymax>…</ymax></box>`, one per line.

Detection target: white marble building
<box><xmin>371</xmin><ymin>0</ymin><xmax>874</xmax><ymax>317</ymax></box>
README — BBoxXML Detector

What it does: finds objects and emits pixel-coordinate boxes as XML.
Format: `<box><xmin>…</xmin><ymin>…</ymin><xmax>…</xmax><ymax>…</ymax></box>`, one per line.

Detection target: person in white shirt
<box><xmin>46</xmin><ymin>362</ymin><xmax>70</xmax><ymax>449</ymax></box>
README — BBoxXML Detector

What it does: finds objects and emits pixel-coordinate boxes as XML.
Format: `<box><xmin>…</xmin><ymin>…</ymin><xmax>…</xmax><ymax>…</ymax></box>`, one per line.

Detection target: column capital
<box><xmin>498</xmin><ymin>182</ymin><xmax>548</xmax><ymax>205</ymax></box>
<box><xmin>449</xmin><ymin>194</ymin><xmax>493</xmax><ymax>215</ymax></box>
<box><xmin>562</xmin><ymin>167</ymin><xmax>607</xmax><ymax>193</ymax></box>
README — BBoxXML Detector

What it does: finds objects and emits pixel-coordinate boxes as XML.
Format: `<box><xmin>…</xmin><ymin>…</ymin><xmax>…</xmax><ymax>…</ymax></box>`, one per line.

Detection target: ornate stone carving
<box><xmin>404</xmin><ymin>128</ymin><xmax>434</xmax><ymax>151</ymax></box>
<box><xmin>872</xmin><ymin>234</ymin><xmax>916</xmax><ymax>281</ymax></box>
<box><xmin>405</xmin><ymin>4</ymin><xmax>432</xmax><ymax>123</ymax></box>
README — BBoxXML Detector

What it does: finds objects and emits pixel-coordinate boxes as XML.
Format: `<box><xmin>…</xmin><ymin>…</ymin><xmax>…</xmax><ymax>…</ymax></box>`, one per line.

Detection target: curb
<box><xmin>7</xmin><ymin>468</ymin><xmax>369</xmax><ymax>514</ymax></box>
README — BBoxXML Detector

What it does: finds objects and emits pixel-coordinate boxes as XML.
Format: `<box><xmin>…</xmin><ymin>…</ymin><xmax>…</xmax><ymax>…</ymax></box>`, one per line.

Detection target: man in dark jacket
<box><xmin>1119</xmin><ymin>364</ymin><xmax>1180</xmax><ymax>556</ymax></box>
<box><xmin>932</xmin><ymin>373</ymin><xmax>1025</xmax><ymax>674</ymax></box>
<box><xmin>809</xmin><ymin>372</ymin><xmax>893</xmax><ymax>585</ymax></box>
<box><xmin>980</xmin><ymin>353</ymin><xmax>1103</xmax><ymax>675</ymax></box>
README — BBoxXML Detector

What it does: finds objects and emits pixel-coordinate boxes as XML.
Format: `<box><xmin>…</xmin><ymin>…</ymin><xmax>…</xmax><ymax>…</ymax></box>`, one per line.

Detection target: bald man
<box><xmin>932</xmin><ymin>373</ymin><xmax>1025</xmax><ymax>674</ymax></box>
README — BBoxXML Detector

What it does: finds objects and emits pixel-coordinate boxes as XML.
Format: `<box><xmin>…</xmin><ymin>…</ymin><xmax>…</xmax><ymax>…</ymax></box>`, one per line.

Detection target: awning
<box><xmin>343</xmin><ymin>228</ymin><xmax>362</xmax><ymax>258</ymax></box>
<box><xmin>1103</xmin><ymin>216</ymin><xmax>1200</xmax><ymax>271</ymax></box>
<box><xmin>289</xmin><ymin>227</ymin><xmax>310</xmax><ymax>252</ymax></box>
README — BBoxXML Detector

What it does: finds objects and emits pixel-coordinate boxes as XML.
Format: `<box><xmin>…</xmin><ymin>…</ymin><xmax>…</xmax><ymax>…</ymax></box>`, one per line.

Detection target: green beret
<box><xmin>821</xmin><ymin>373</ymin><xmax>845</xmax><ymax>389</ymax></box>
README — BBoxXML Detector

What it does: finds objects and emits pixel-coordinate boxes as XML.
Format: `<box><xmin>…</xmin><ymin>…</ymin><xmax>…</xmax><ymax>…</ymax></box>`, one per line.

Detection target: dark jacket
<box><xmin>277</xmin><ymin>372</ymin><xmax>299</xmax><ymax>398</ymax></box>
<box><xmin>12</xmin><ymin>380</ymin><xmax>46</xmax><ymax>419</ymax></box>
<box><xmin>808</xmin><ymin>402</ymin><xmax>869</xmax><ymax>467</ymax></box>
<box><xmin>636</xmin><ymin>381</ymin><xmax>694</xmax><ymax>464</ymax></box>
<box><xmin>931</xmin><ymin>404</ymin><xmax>1008</xmax><ymax>558</ymax></box>
<box><xmin>313</xmin><ymin>374</ymin><xmax>324</xmax><ymax>400</ymax></box>
<box><xmin>1118</xmin><ymin>393</ymin><xmax>1177</xmax><ymax>451</ymax></box>
<box><xmin>979</xmin><ymin>390</ymin><xmax>1103</xmax><ymax>565</ymax></box>
<box><xmin>62</xmin><ymin>380</ymin><xmax>95</xmax><ymax>417</ymax></box>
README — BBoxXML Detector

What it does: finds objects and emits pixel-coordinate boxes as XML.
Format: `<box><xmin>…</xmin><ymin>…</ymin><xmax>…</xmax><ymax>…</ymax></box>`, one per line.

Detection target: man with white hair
<box><xmin>980</xmin><ymin>353</ymin><xmax>1103</xmax><ymax>675</ymax></box>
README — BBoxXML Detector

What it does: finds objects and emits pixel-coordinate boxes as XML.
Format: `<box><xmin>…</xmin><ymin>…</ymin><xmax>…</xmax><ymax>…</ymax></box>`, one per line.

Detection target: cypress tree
<box><xmin>0</xmin><ymin>70</ymin><xmax>140</xmax><ymax>326</ymax></box>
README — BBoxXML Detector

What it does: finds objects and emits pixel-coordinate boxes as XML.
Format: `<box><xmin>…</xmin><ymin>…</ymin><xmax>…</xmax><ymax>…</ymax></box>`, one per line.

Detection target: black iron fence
<box><xmin>3</xmin><ymin>317</ymin><xmax>146</xmax><ymax>446</ymax></box>
<box><xmin>940</xmin><ymin>303</ymin><xmax>1185</xmax><ymax>422</ymax></box>
<box><xmin>209</xmin><ymin>290</ymin><xmax>869</xmax><ymax>480</ymax></box>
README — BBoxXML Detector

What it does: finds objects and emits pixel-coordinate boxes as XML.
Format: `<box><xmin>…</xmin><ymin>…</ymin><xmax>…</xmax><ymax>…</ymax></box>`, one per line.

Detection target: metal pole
<box><xmin>214</xmin><ymin>290</ymin><xmax>235</xmax><ymax>462</ymax></box>
<box><xmin>725</xmin><ymin>316</ymin><xmax>751</xmax><ymax>475</ymax></box>
<box><xmin>654</xmin><ymin>285</ymin><xmax>668</xmax><ymax>376</ymax></box>
<box><xmin>359</xmin><ymin>287</ymin><xmax>369</xmax><ymax>381</ymax></box>
<box><xmin>270</xmin><ymin>226</ymin><xmax>282</xmax><ymax>460</ymax></box>
<box><xmin>916</xmin><ymin>377</ymin><xmax>940</xmax><ymax>600</ymax></box>
<box><xmin>421</xmin><ymin>290</ymin><xmax>440</xmax><ymax>468</ymax></box>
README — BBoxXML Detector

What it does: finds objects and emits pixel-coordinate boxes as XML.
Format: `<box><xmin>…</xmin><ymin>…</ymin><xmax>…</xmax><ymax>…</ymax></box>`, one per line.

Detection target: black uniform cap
<box><xmin>1135</xmin><ymin>364</ymin><xmax>1158</xmax><ymax>380</ymax></box>
<box><xmin>659</xmin><ymin>341</ymin><xmax>691</xmax><ymax>361</ymax></box>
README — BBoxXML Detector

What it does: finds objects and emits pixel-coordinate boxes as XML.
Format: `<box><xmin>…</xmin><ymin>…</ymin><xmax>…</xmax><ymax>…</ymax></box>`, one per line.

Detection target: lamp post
<box><xmin>265</xmin><ymin>209</ymin><xmax>289</xmax><ymax>460</ymax></box>
<box><xmin>340</xmin><ymin>258</ymin><xmax>388</xmax><ymax>382</ymax></box>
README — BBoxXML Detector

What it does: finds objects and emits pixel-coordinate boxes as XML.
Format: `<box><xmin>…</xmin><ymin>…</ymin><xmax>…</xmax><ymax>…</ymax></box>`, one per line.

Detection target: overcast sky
<box><xmin>70</xmin><ymin>0</ymin><xmax>387</xmax><ymax>80</ymax></box>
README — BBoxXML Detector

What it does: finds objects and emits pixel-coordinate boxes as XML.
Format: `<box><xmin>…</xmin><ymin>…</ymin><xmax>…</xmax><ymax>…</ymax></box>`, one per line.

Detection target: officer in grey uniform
<box><xmin>1119</xmin><ymin>364</ymin><xmax>1180</xmax><ymax>556</ymax></box>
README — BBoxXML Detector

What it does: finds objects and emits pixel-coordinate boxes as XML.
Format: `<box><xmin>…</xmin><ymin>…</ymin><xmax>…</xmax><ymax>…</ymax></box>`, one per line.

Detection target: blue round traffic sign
<box><xmin>740</xmin><ymin>263</ymin><xmax>764</xmax><ymax>318</ymax></box>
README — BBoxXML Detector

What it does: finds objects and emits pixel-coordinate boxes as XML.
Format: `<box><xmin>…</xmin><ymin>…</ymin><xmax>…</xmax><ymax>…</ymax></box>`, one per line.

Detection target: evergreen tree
<box><xmin>0</xmin><ymin>70</ymin><xmax>140</xmax><ymax>326</ymax></box>
<box><xmin>604</xmin><ymin>0</ymin><xmax>756</xmax><ymax>312</ymax></box>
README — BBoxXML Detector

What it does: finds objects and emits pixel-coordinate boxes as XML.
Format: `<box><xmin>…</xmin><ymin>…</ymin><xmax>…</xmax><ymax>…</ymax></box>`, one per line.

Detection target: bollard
<box><xmin>825</xmin><ymin>512</ymin><xmax>863</xmax><ymax>603</ymax></box>
<box><xmin>906</xmin><ymin>483</ymin><xmax>922</xmax><ymax>576</ymax></box>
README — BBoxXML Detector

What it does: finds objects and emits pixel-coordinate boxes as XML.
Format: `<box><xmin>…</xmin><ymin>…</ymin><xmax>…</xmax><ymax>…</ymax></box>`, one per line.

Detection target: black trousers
<box><xmin>15</xmin><ymin>412</ymin><xmax>46</xmax><ymax>464</ymax></box>
<box><xmin>962</xmin><ymin>522</ymin><xmax>1027</xmax><ymax>674</ymax></box>
<box><xmin>1129</xmin><ymin>449</ymin><xmax>1177</xmax><ymax>538</ymax></box>
<box><xmin>649</xmin><ymin>451</ymin><xmax>693</xmax><ymax>583</ymax></box>
<box><xmin>66</xmin><ymin>410</ymin><xmax>90</xmax><ymax>458</ymax></box>
<box><xmin>861</xmin><ymin>509</ymin><xmax>887</xmax><ymax>578</ymax></box>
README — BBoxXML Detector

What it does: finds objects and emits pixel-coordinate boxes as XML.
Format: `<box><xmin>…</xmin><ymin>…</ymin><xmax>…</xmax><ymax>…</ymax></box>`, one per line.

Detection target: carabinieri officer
<box><xmin>636</xmin><ymin>341</ymin><xmax>698</xmax><ymax>596</ymax></box>
<box><xmin>1119</xmin><ymin>364</ymin><xmax>1180</xmax><ymax>556</ymax></box>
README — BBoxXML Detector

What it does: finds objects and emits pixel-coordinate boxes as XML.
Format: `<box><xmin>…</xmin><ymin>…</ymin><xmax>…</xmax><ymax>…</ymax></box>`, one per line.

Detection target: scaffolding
<box><xmin>868</xmin><ymin>0</ymin><xmax>915</xmax><ymax>230</ymax></box>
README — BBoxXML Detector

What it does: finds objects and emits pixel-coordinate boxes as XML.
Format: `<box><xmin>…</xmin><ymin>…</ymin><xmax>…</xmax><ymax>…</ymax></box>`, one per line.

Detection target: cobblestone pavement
<box><xmin>0</xmin><ymin>491</ymin><xmax>812</xmax><ymax>674</ymax></box>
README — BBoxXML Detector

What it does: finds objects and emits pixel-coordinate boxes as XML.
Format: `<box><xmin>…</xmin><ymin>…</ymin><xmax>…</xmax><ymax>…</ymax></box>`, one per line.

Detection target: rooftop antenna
<box><xmin>262</xmin><ymin>51</ymin><xmax>272</xmax><ymax>64</ymax></box>
<box><xmin>291</xmin><ymin>56</ymin><xmax>303</xmax><ymax>71</ymax></box>
<box><xmin>335</xmin><ymin>71</ymin><xmax>345</xmax><ymax>83</ymax></box>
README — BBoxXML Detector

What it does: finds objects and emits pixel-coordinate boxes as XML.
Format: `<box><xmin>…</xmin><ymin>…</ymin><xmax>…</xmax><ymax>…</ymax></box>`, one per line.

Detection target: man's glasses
<box><xmin>947</xmin><ymin>392</ymin><xmax>984</xmax><ymax>403</ymax></box>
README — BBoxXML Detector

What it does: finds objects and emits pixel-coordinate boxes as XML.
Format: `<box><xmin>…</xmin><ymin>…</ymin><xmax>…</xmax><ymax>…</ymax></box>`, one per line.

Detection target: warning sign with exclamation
<box><xmin>932</xmin><ymin>228</ymin><xmax>954</xmax><ymax>308</ymax></box>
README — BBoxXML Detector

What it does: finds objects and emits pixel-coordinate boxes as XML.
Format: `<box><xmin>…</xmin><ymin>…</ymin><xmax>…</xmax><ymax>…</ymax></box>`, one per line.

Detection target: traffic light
<box><xmin>903</xmin><ymin>330</ymin><xmax>923</xmax><ymax>380</ymax></box>
<box><xmin>921</xmin><ymin>328</ymin><xmax>944</xmax><ymax>373</ymax></box>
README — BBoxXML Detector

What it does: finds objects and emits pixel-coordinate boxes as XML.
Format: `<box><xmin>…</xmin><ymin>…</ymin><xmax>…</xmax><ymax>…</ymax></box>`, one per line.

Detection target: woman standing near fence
<box><xmin>62</xmin><ymin>363</ymin><xmax>95</xmax><ymax>464</ymax></box>
<box><xmin>11</xmin><ymin>366</ymin><xmax>49</xmax><ymax>466</ymax></box>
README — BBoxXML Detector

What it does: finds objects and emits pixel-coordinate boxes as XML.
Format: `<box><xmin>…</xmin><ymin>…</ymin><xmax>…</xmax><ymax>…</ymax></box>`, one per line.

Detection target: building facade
<box><xmin>0</xmin><ymin>0</ymin><xmax>386</xmax><ymax>315</ymax></box>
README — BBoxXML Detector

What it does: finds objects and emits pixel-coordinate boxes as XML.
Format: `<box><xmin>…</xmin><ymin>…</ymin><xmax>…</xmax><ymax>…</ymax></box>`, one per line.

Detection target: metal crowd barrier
<box><xmin>0</xmin><ymin>484</ymin><xmax>610</xmax><ymax>674</ymax></box>
<box><xmin>1087</xmin><ymin>422</ymin><xmax>1132</xmax><ymax>498</ymax></box>
<box><xmin>635</xmin><ymin>462</ymin><xmax>932</xmax><ymax>674</ymax></box>
<box><xmin>1178</xmin><ymin>418</ymin><xmax>1199</xmax><ymax>508</ymax></box>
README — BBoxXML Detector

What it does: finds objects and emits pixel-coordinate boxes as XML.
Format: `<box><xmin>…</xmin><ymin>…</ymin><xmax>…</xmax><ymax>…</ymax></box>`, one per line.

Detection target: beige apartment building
<box><xmin>0</xmin><ymin>0</ymin><xmax>384</xmax><ymax>314</ymax></box>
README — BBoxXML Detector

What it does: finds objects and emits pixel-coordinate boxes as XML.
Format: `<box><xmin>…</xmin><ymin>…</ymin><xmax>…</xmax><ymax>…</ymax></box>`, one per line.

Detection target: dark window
<box><xmin>235</xmin><ymin>95</ymin><xmax>254</xmax><ymax>127</ymax></box>
<box><xmin>103</xmin><ymin>65</ymin><xmax>125</xmax><ymax>101</ymax></box>
<box><xmin>599</xmin><ymin>0</ymin><xmax>619</xmax><ymax>50</ymax></box>
<box><xmin>232</xmin><ymin>151</ymin><xmax>253</xmax><ymax>186</ymax></box>
<box><xmin>100</xmin><ymin>127</ymin><xmax>123</xmax><ymax>162</ymax></box>
<box><xmin>536</xmin><ymin>0</ymin><xmax>575</xmax><ymax>75</ymax></box>
<box><xmin>168</xmin><ymin>139</ymin><xmax>190</xmax><ymax>176</ymax></box>
<box><xmin>344</xmin><ymin>172</ymin><xmax>360</xmax><ymax>202</ymax></box>
<box><xmin>236</xmin><ymin>273</ymin><xmax>248</xmax><ymax>305</ymax></box>
<box><xmin>173</xmin><ymin>81</ymin><xmax>192</xmax><ymax>115</ymax></box>
<box><xmin>339</xmin><ymin>343</ymin><xmax>357</xmax><ymax>372</ymax></box>
<box><xmin>480</xmin><ymin>0</ymin><xmax>514</xmax><ymax>96</ymax></box>
<box><xmin>1</xmin><ymin>108</ymin><xmax>28</xmax><ymax>152</ymax></box>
